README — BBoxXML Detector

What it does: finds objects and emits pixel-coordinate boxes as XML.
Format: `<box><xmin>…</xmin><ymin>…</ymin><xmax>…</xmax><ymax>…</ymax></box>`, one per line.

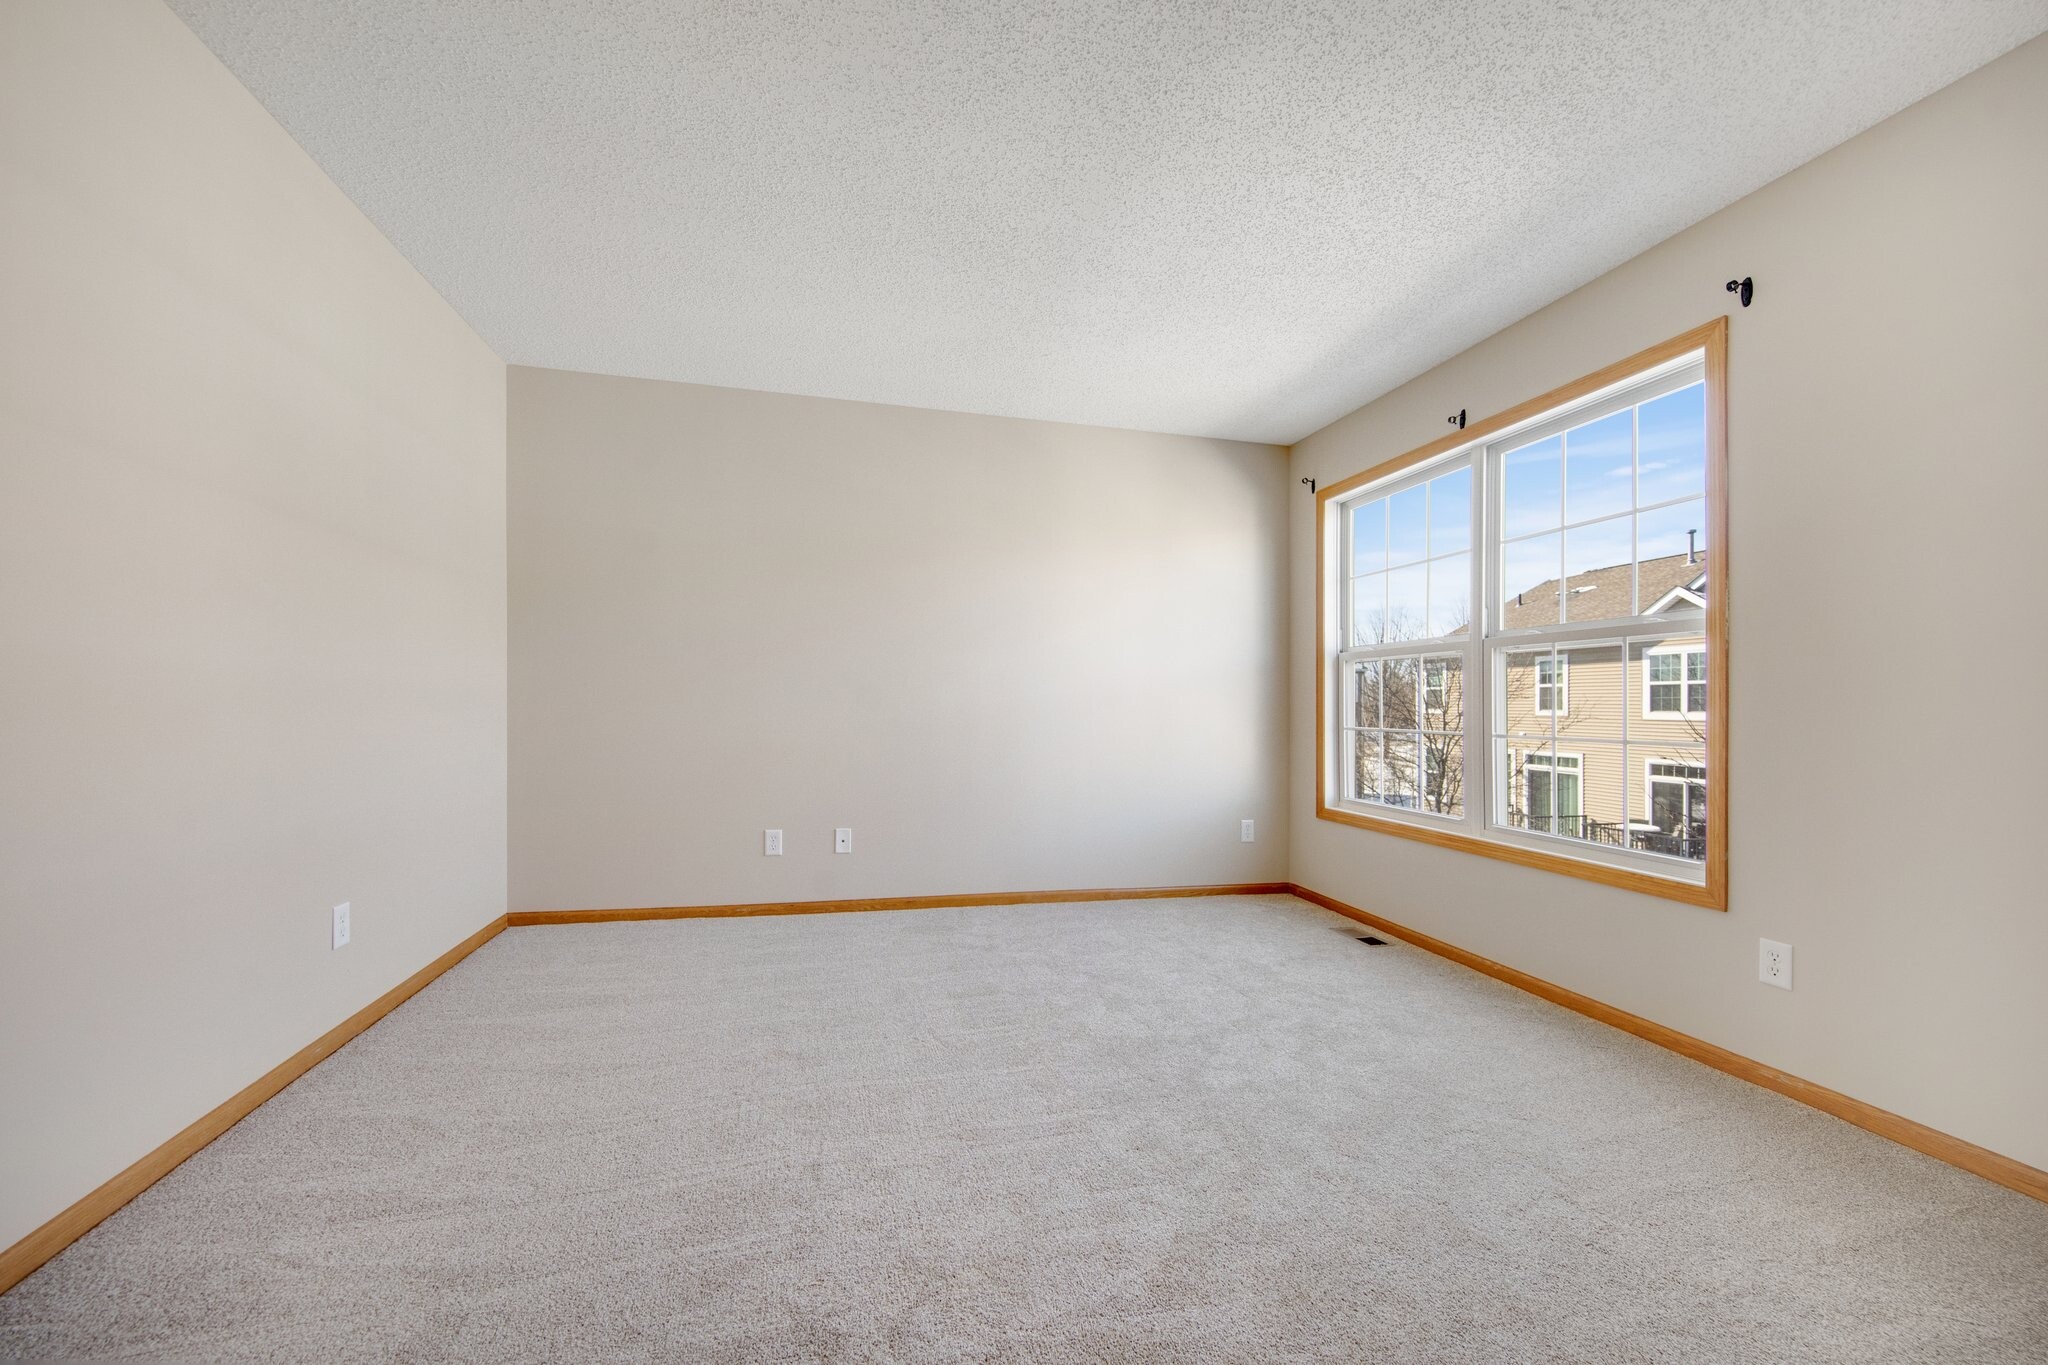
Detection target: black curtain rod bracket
<box><xmin>1726</xmin><ymin>276</ymin><xmax>1753</xmax><ymax>307</ymax></box>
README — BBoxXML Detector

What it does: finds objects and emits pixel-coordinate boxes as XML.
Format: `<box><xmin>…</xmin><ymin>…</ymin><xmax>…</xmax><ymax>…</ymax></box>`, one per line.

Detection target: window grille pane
<box><xmin>1634</xmin><ymin>381</ymin><xmax>1707</xmax><ymax>507</ymax></box>
<box><xmin>1428</xmin><ymin>553</ymin><xmax>1470</xmax><ymax>638</ymax></box>
<box><xmin>1351</xmin><ymin>572</ymin><xmax>1386</xmax><ymax>647</ymax></box>
<box><xmin>1380</xmin><ymin>657</ymin><xmax>1420</xmax><ymax>730</ymax></box>
<box><xmin>1420</xmin><ymin>655</ymin><xmax>1463</xmax><ymax>733</ymax></box>
<box><xmin>1387</xmin><ymin>484</ymin><xmax>1428</xmax><ymax>567</ymax></box>
<box><xmin>1350</xmin><ymin>660</ymin><xmax>1384</xmax><ymax>728</ymax></box>
<box><xmin>1420</xmin><ymin>734</ymin><xmax>1465</xmax><ymax>817</ymax></box>
<box><xmin>1633</xmin><ymin>747</ymin><xmax>1708</xmax><ymax>862</ymax></box>
<box><xmin>1349</xmin><ymin>730</ymin><xmax>1384</xmax><ymax>803</ymax></box>
<box><xmin>1563</xmin><ymin>515</ymin><xmax>1634</xmax><ymax>622</ymax></box>
<box><xmin>1558</xmin><ymin>641</ymin><xmax>1623</xmax><ymax>742</ymax></box>
<box><xmin>1636</xmin><ymin>499</ymin><xmax>1707</xmax><ymax>615</ymax></box>
<box><xmin>1384</xmin><ymin>733</ymin><xmax>1420</xmax><ymax>808</ymax></box>
<box><xmin>1502</xmin><ymin>434</ymin><xmax>1563</xmax><ymax>539</ymax></box>
<box><xmin>1428</xmin><ymin>466</ymin><xmax>1472</xmax><ymax>556</ymax></box>
<box><xmin>1500</xmin><ymin>647</ymin><xmax>1557</xmax><ymax>734</ymax></box>
<box><xmin>1351</xmin><ymin>498</ymin><xmax>1388</xmax><ymax>576</ymax></box>
<box><xmin>1384</xmin><ymin>562</ymin><xmax>1428</xmax><ymax>643</ymax></box>
<box><xmin>1501</xmin><ymin>533</ymin><xmax>1562</xmax><ymax>627</ymax></box>
<box><xmin>1564</xmin><ymin>409</ymin><xmax>1633</xmax><ymax>526</ymax></box>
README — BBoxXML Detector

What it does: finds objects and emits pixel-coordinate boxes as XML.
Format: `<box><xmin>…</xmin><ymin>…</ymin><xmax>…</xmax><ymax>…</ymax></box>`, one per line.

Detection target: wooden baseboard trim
<box><xmin>1287</xmin><ymin>883</ymin><xmax>2048</xmax><ymax>1205</ymax></box>
<box><xmin>507</xmin><ymin>882</ymin><xmax>1292</xmax><ymax>926</ymax></box>
<box><xmin>0</xmin><ymin>914</ymin><xmax>509</xmax><ymax>1296</ymax></box>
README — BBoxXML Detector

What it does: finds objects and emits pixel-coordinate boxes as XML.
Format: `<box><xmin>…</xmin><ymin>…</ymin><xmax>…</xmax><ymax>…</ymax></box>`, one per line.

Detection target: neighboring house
<box><xmin>1349</xmin><ymin>550</ymin><xmax>1707</xmax><ymax>861</ymax></box>
<box><xmin>1500</xmin><ymin>551</ymin><xmax>1707</xmax><ymax>859</ymax></box>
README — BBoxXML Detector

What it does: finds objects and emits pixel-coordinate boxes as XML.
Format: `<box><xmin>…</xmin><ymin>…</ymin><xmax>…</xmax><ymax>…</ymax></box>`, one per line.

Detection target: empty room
<box><xmin>4</xmin><ymin>1</ymin><xmax>2046</xmax><ymax>1360</ymax></box>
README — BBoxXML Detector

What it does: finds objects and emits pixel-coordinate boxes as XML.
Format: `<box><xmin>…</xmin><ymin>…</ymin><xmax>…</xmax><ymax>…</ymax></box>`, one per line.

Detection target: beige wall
<box><xmin>1292</xmin><ymin>34</ymin><xmax>2048</xmax><ymax>1170</ymax></box>
<box><xmin>510</xmin><ymin>367</ymin><xmax>1287</xmax><ymax>911</ymax></box>
<box><xmin>0</xmin><ymin>0</ymin><xmax>507</xmax><ymax>1253</ymax></box>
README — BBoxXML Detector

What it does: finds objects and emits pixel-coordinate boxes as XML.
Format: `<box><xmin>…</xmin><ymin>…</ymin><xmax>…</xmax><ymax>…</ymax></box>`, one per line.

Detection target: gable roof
<box><xmin>1501</xmin><ymin>552</ymin><xmax>1706</xmax><ymax>630</ymax></box>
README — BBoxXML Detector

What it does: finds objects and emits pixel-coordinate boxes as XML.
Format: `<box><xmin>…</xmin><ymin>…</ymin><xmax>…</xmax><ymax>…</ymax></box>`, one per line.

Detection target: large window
<box><xmin>1316</xmin><ymin>321</ymin><xmax>1727</xmax><ymax>908</ymax></box>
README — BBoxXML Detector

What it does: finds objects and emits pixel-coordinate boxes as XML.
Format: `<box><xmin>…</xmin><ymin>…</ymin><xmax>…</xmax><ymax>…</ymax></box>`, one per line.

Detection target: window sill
<box><xmin>1315</xmin><ymin>800</ymin><xmax>1725</xmax><ymax>910</ymax></box>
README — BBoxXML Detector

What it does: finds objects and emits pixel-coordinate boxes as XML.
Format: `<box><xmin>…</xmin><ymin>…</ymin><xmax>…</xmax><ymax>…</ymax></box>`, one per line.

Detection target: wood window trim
<box><xmin>1313</xmin><ymin>317</ymin><xmax>1729</xmax><ymax>911</ymax></box>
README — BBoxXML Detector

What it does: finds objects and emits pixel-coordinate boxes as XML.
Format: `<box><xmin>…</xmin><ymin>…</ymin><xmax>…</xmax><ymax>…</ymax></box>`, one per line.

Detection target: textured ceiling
<box><xmin>166</xmin><ymin>1</ymin><xmax>2046</xmax><ymax>443</ymax></box>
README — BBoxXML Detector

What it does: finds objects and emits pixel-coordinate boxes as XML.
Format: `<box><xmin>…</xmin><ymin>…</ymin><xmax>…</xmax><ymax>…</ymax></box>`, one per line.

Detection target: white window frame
<box><xmin>1333</xmin><ymin>454</ymin><xmax>1478</xmax><ymax>823</ymax></box>
<box><xmin>1643</xmin><ymin>644</ymin><xmax>1707</xmax><ymax>720</ymax></box>
<box><xmin>1319</xmin><ymin>329</ymin><xmax>1722</xmax><ymax>904</ymax></box>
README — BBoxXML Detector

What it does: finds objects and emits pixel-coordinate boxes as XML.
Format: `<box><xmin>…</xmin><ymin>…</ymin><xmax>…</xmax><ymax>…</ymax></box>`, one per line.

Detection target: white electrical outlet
<box><xmin>764</xmin><ymin>829</ymin><xmax>783</xmax><ymax>856</ymax></box>
<box><xmin>834</xmin><ymin>827</ymin><xmax>853</xmax><ymax>854</ymax></box>
<box><xmin>1241</xmin><ymin>819</ymin><xmax>1255</xmax><ymax>842</ymax></box>
<box><xmin>1759</xmin><ymin>938</ymin><xmax>1792</xmax><ymax>990</ymax></box>
<box><xmin>331</xmin><ymin>902</ymin><xmax>351</xmax><ymax>950</ymax></box>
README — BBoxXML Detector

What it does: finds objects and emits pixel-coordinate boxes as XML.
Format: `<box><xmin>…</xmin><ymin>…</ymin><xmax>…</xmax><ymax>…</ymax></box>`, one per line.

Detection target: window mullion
<box><xmin>1473</xmin><ymin>432</ymin><xmax>1494</xmax><ymax>833</ymax></box>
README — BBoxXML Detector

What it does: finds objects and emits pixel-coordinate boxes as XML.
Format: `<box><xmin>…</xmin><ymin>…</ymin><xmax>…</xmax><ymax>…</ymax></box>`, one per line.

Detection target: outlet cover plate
<box><xmin>1759</xmin><ymin>938</ymin><xmax>1792</xmax><ymax>990</ymax></box>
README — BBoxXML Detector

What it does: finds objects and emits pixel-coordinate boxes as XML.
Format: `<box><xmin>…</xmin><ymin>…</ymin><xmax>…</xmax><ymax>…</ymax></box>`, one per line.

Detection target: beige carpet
<box><xmin>2</xmin><ymin>894</ymin><xmax>2043</xmax><ymax>1362</ymax></box>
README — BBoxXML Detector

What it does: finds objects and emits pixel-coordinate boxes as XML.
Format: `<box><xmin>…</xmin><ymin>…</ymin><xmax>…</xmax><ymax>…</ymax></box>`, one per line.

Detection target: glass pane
<box><xmin>1428</xmin><ymin>466</ymin><xmax>1472</xmax><ymax>556</ymax></box>
<box><xmin>1636</xmin><ymin>499</ymin><xmax>1707</xmax><ymax>613</ymax></box>
<box><xmin>1384</xmin><ymin>562</ymin><xmax>1428</xmax><ymax>643</ymax></box>
<box><xmin>1420</xmin><ymin>654</ymin><xmax>1463</xmax><ymax>732</ymax></box>
<box><xmin>1628</xmin><ymin>743</ymin><xmax>1707</xmax><ymax>861</ymax></box>
<box><xmin>1350</xmin><ymin>498</ymin><xmax>1387</xmax><ymax>576</ymax></box>
<box><xmin>1632</xmin><ymin>639</ymin><xmax>1708</xmax><ymax>733</ymax></box>
<box><xmin>1564</xmin><ymin>409</ymin><xmax>1633</xmax><ymax>526</ymax></box>
<box><xmin>1383</xmin><ymin>733</ymin><xmax>1420</xmax><ymax>809</ymax></box>
<box><xmin>1562</xmin><ymin>515</ymin><xmax>1634</xmax><ymax>623</ymax></box>
<box><xmin>1497</xmin><ymin>647</ymin><xmax>1554</xmax><ymax>738</ymax></box>
<box><xmin>1380</xmin><ymin>657</ymin><xmax>1420</xmax><ymax>731</ymax></box>
<box><xmin>1556</xmin><ymin>640</ymin><xmax>1624</xmax><ymax>742</ymax></box>
<box><xmin>1636</xmin><ymin>382</ymin><xmax>1707</xmax><ymax>507</ymax></box>
<box><xmin>1509</xmin><ymin>740</ymin><xmax>1556</xmax><ymax>835</ymax></box>
<box><xmin>1350</xmin><ymin>659</ymin><xmax>1383</xmax><ymax>728</ymax></box>
<box><xmin>1428</xmin><ymin>553</ymin><xmax>1470</xmax><ymax>638</ymax></box>
<box><xmin>1502</xmin><ymin>434</ymin><xmax>1562</xmax><ymax>539</ymax></box>
<box><xmin>1387</xmin><ymin>484</ymin><xmax>1428</xmax><ymax>567</ymax></box>
<box><xmin>1552</xmin><ymin>743</ymin><xmax>1630</xmax><ymax>847</ymax></box>
<box><xmin>1501</xmin><ymin>533</ymin><xmax>1561</xmax><ymax>627</ymax></box>
<box><xmin>1419</xmin><ymin>732</ymin><xmax>1464</xmax><ymax>817</ymax></box>
<box><xmin>1349</xmin><ymin>730</ymin><xmax>1384</xmax><ymax>803</ymax></box>
<box><xmin>1351</xmin><ymin>572</ymin><xmax>1386</xmax><ymax>647</ymax></box>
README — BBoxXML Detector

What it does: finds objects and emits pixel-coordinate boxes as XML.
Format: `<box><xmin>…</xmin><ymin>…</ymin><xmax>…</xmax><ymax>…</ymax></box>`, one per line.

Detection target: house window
<box><xmin>1522</xmin><ymin>751</ymin><xmax>1582</xmax><ymax>837</ymax></box>
<box><xmin>1337</xmin><ymin>455</ymin><xmax>1474</xmax><ymax>819</ymax></box>
<box><xmin>1646</xmin><ymin>646</ymin><xmax>1706</xmax><ymax>717</ymax></box>
<box><xmin>1316</xmin><ymin>320</ymin><xmax>1726</xmax><ymax>908</ymax></box>
<box><xmin>1645</xmin><ymin>761</ymin><xmax>1707</xmax><ymax>858</ymax></box>
<box><xmin>1534</xmin><ymin>654</ymin><xmax>1567</xmax><ymax>715</ymax></box>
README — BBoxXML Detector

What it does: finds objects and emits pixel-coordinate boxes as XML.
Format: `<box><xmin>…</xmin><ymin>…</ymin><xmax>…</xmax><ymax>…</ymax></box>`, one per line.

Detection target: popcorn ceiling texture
<box><xmin>164</xmin><ymin>1</ymin><xmax>2047</xmax><ymax>443</ymax></box>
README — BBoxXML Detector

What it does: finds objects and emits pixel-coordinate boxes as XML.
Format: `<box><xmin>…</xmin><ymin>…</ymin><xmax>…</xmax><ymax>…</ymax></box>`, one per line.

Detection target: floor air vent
<box><xmin>1356</xmin><ymin>935</ymin><xmax>1387</xmax><ymax>946</ymax></box>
